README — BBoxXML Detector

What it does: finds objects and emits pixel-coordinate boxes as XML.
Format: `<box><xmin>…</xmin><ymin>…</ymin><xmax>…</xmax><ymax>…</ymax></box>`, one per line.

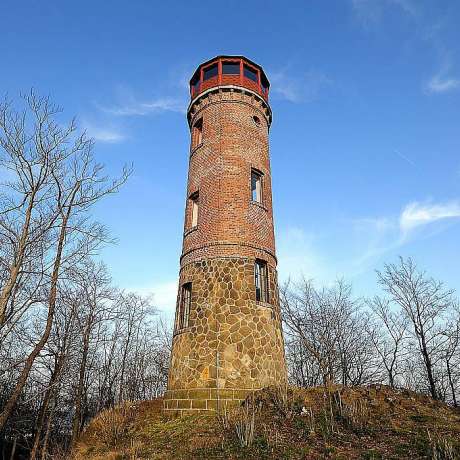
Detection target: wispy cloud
<box><xmin>394</xmin><ymin>150</ymin><xmax>416</xmax><ymax>166</ymax></box>
<box><xmin>425</xmin><ymin>73</ymin><xmax>460</xmax><ymax>94</ymax></box>
<box><xmin>388</xmin><ymin>0</ymin><xmax>418</xmax><ymax>17</ymax></box>
<box><xmin>351</xmin><ymin>0</ymin><xmax>384</xmax><ymax>25</ymax></box>
<box><xmin>350</xmin><ymin>0</ymin><xmax>459</xmax><ymax>96</ymax></box>
<box><xmin>127</xmin><ymin>279</ymin><xmax>178</xmax><ymax>318</ymax></box>
<box><xmin>98</xmin><ymin>97</ymin><xmax>186</xmax><ymax>116</ymax></box>
<box><xmin>350</xmin><ymin>200</ymin><xmax>460</xmax><ymax>272</ymax></box>
<box><xmin>278</xmin><ymin>227</ymin><xmax>319</xmax><ymax>279</ymax></box>
<box><xmin>351</xmin><ymin>0</ymin><xmax>418</xmax><ymax>26</ymax></box>
<box><xmin>282</xmin><ymin>199</ymin><xmax>460</xmax><ymax>283</ymax></box>
<box><xmin>400</xmin><ymin>201</ymin><xmax>460</xmax><ymax>234</ymax></box>
<box><xmin>85</xmin><ymin>126</ymin><xmax>126</xmax><ymax>143</ymax></box>
<box><xmin>269</xmin><ymin>69</ymin><xmax>332</xmax><ymax>103</ymax></box>
<box><xmin>81</xmin><ymin>119</ymin><xmax>126</xmax><ymax>144</ymax></box>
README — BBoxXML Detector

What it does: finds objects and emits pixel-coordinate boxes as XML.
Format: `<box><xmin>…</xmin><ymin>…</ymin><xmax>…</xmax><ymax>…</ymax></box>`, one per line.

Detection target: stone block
<box><xmin>191</xmin><ymin>399</ymin><xmax>207</xmax><ymax>409</ymax></box>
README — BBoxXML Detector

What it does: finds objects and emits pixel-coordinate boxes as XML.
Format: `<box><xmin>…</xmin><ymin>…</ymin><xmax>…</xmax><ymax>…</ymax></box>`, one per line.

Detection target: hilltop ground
<box><xmin>73</xmin><ymin>385</ymin><xmax>460</xmax><ymax>459</ymax></box>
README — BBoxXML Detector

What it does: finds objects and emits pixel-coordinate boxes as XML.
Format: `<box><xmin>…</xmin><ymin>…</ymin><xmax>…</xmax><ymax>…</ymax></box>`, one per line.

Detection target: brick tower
<box><xmin>164</xmin><ymin>56</ymin><xmax>287</xmax><ymax>414</ymax></box>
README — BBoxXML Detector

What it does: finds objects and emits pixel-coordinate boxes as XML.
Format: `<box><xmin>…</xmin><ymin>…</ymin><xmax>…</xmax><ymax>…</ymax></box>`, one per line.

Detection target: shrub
<box><xmin>88</xmin><ymin>402</ymin><xmax>138</xmax><ymax>448</ymax></box>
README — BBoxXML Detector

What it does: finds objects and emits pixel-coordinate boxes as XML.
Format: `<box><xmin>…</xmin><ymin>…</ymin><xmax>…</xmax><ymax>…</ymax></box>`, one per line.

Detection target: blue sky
<box><xmin>1</xmin><ymin>0</ymin><xmax>459</xmax><ymax>317</ymax></box>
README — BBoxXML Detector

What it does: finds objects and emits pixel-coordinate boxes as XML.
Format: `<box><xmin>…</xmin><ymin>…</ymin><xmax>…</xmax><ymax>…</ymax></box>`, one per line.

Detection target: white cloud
<box><xmin>348</xmin><ymin>217</ymin><xmax>400</xmax><ymax>274</ymax></box>
<box><xmin>425</xmin><ymin>74</ymin><xmax>460</xmax><ymax>94</ymax></box>
<box><xmin>388</xmin><ymin>0</ymin><xmax>418</xmax><ymax>17</ymax></box>
<box><xmin>82</xmin><ymin>120</ymin><xmax>126</xmax><ymax>144</ymax></box>
<box><xmin>349</xmin><ymin>201</ymin><xmax>460</xmax><ymax>272</ymax></box>
<box><xmin>351</xmin><ymin>0</ymin><xmax>383</xmax><ymax>24</ymax></box>
<box><xmin>269</xmin><ymin>69</ymin><xmax>332</xmax><ymax>103</ymax></box>
<box><xmin>277</xmin><ymin>226</ymin><xmax>333</xmax><ymax>283</ymax></box>
<box><xmin>128</xmin><ymin>280</ymin><xmax>178</xmax><ymax>318</ymax></box>
<box><xmin>400</xmin><ymin>201</ymin><xmax>460</xmax><ymax>233</ymax></box>
<box><xmin>282</xmin><ymin>199</ymin><xmax>460</xmax><ymax>283</ymax></box>
<box><xmin>351</xmin><ymin>0</ymin><xmax>459</xmax><ymax>97</ymax></box>
<box><xmin>351</xmin><ymin>0</ymin><xmax>418</xmax><ymax>24</ymax></box>
<box><xmin>89</xmin><ymin>128</ymin><xmax>125</xmax><ymax>143</ymax></box>
<box><xmin>394</xmin><ymin>150</ymin><xmax>416</xmax><ymax>166</ymax></box>
<box><xmin>98</xmin><ymin>97</ymin><xmax>186</xmax><ymax>116</ymax></box>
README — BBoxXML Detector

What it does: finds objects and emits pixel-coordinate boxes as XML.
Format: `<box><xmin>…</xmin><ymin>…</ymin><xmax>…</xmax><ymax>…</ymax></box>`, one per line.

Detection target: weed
<box><xmin>362</xmin><ymin>449</ymin><xmax>383</xmax><ymax>459</ymax></box>
<box><xmin>88</xmin><ymin>402</ymin><xmax>138</xmax><ymax>448</ymax></box>
<box><xmin>427</xmin><ymin>431</ymin><xmax>457</xmax><ymax>460</ymax></box>
<box><xmin>234</xmin><ymin>402</ymin><xmax>256</xmax><ymax>447</ymax></box>
<box><xmin>411</xmin><ymin>414</ymin><xmax>433</xmax><ymax>423</ymax></box>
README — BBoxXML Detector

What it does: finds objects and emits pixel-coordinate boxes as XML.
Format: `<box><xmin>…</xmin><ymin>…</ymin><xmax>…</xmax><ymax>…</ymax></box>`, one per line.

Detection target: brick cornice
<box><xmin>187</xmin><ymin>86</ymin><xmax>272</xmax><ymax>128</ymax></box>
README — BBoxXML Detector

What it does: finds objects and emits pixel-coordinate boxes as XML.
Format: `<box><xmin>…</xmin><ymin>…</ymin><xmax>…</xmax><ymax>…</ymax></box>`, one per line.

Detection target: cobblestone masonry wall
<box><xmin>164</xmin><ymin>257</ymin><xmax>286</xmax><ymax>413</ymax></box>
<box><xmin>165</xmin><ymin>71</ymin><xmax>287</xmax><ymax>415</ymax></box>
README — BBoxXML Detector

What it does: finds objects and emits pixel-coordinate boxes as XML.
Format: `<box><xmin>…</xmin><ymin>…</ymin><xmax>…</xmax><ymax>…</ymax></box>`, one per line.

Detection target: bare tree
<box><xmin>29</xmin><ymin>283</ymin><xmax>78</xmax><ymax>460</ymax></box>
<box><xmin>70</xmin><ymin>261</ymin><xmax>115</xmax><ymax>447</ymax></box>
<box><xmin>366</xmin><ymin>296</ymin><xmax>408</xmax><ymax>388</ymax></box>
<box><xmin>281</xmin><ymin>278</ymin><xmax>377</xmax><ymax>387</ymax></box>
<box><xmin>376</xmin><ymin>257</ymin><xmax>453</xmax><ymax>400</ymax></box>
<box><xmin>0</xmin><ymin>92</ymin><xmax>176</xmax><ymax>458</ymax></box>
<box><xmin>440</xmin><ymin>302</ymin><xmax>460</xmax><ymax>406</ymax></box>
<box><xmin>0</xmin><ymin>91</ymin><xmax>130</xmax><ymax>431</ymax></box>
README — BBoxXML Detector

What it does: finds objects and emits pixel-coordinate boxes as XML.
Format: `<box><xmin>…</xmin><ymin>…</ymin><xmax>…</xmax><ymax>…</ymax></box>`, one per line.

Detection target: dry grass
<box><xmin>72</xmin><ymin>385</ymin><xmax>460</xmax><ymax>459</ymax></box>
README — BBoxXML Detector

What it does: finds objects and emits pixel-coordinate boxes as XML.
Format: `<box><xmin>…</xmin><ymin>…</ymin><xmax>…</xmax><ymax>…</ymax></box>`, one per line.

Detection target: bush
<box><xmin>87</xmin><ymin>402</ymin><xmax>138</xmax><ymax>448</ymax></box>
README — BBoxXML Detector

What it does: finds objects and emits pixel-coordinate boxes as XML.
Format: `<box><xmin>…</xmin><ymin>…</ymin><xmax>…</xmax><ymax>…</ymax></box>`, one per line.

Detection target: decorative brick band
<box><xmin>179</xmin><ymin>254</ymin><xmax>276</xmax><ymax>273</ymax></box>
<box><xmin>180</xmin><ymin>241</ymin><xmax>277</xmax><ymax>266</ymax></box>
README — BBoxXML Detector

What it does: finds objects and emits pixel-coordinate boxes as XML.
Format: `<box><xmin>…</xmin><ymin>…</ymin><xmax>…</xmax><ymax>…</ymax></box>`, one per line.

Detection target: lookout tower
<box><xmin>164</xmin><ymin>56</ymin><xmax>287</xmax><ymax>414</ymax></box>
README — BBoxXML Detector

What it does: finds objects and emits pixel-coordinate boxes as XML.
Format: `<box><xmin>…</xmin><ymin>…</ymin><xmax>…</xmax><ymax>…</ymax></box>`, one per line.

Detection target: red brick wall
<box><xmin>183</xmin><ymin>89</ymin><xmax>276</xmax><ymax>268</ymax></box>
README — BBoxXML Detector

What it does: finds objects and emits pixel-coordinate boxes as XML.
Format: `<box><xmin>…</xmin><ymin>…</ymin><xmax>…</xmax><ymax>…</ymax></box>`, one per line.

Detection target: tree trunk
<box><xmin>40</xmin><ymin>397</ymin><xmax>56</xmax><ymax>460</ymax></box>
<box><xmin>446</xmin><ymin>359</ymin><xmax>458</xmax><ymax>407</ymax></box>
<box><xmin>71</xmin><ymin>322</ymin><xmax>90</xmax><ymax>447</ymax></box>
<box><xmin>9</xmin><ymin>438</ymin><xmax>16</xmax><ymax>460</ymax></box>
<box><xmin>419</xmin><ymin>331</ymin><xmax>438</xmax><ymax>400</ymax></box>
<box><xmin>30</xmin><ymin>358</ymin><xmax>62</xmax><ymax>460</ymax></box>
<box><xmin>0</xmin><ymin>212</ymin><xmax>69</xmax><ymax>431</ymax></box>
<box><xmin>0</xmin><ymin>190</ymin><xmax>36</xmax><ymax>325</ymax></box>
<box><xmin>389</xmin><ymin>371</ymin><xmax>395</xmax><ymax>389</ymax></box>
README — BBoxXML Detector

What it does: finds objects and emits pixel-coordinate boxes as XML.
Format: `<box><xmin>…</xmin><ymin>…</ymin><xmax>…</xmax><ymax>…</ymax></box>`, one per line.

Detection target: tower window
<box><xmin>251</xmin><ymin>169</ymin><xmax>263</xmax><ymax>203</ymax></box>
<box><xmin>191</xmin><ymin>75</ymin><xmax>200</xmax><ymax>94</ymax></box>
<box><xmin>190</xmin><ymin>192</ymin><xmax>199</xmax><ymax>228</ymax></box>
<box><xmin>178</xmin><ymin>282</ymin><xmax>192</xmax><ymax>329</ymax></box>
<box><xmin>261</xmin><ymin>74</ymin><xmax>269</xmax><ymax>93</ymax></box>
<box><xmin>222</xmin><ymin>61</ymin><xmax>240</xmax><ymax>75</ymax></box>
<box><xmin>255</xmin><ymin>260</ymin><xmax>269</xmax><ymax>303</ymax></box>
<box><xmin>244</xmin><ymin>65</ymin><xmax>258</xmax><ymax>83</ymax></box>
<box><xmin>192</xmin><ymin>118</ymin><xmax>202</xmax><ymax>148</ymax></box>
<box><xmin>203</xmin><ymin>64</ymin><xmax>218</xmax><ymax>80</ymax></box>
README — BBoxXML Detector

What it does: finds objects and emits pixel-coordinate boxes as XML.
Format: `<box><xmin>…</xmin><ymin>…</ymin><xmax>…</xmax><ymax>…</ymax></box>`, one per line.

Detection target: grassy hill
<box><xmin>73</xmin><ymin>385</ymin><xmax>460</xmax><ymax>459</ymax></box>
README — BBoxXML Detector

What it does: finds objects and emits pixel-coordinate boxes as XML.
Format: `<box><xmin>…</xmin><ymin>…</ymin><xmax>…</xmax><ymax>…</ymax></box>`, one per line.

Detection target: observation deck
<box><xmin>189</xmin><ymin>55</ymin><xmax>270</xmax><ymax>102</ymax></box>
